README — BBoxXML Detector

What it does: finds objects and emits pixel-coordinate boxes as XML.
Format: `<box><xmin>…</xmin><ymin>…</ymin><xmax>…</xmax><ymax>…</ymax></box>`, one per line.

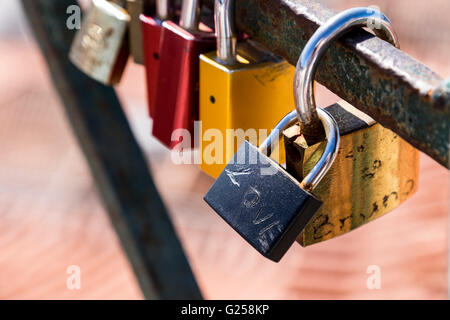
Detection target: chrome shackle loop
<box><xmin>294</xmin><ymin>7</ymin><xmax>399</xmax><ymax>127</ymax></box>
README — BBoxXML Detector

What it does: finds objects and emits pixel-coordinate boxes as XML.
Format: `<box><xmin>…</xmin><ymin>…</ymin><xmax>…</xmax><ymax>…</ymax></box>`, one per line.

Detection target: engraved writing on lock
<box><xmin>242</xmin><ymin>186</ymin><xmax>283</xmax><ymax>250</ymax></box>
<box><xmin>77</xmin><ymin>24</ymin><xmax>114</xmax><ymax>70</ymax></box>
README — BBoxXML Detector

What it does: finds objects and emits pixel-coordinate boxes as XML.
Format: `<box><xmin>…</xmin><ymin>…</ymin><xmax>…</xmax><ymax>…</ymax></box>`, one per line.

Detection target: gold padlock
<box><xmin>69</xmin><ymin>0</ymin><xmax>131</xmax><ymax>85</ymax></box>
<box><xmin>282</xmin><ymin>8</ymin><xmax>420</xmax><ymax>246</ymax></box>
<box><xmin>199</xmin><ymin>0</ymin><xmax>295</xmax><ymax>178</ymax></box>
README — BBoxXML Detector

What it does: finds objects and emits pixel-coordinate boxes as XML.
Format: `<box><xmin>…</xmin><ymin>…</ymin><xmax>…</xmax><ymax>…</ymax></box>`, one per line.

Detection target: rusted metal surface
<box><xmin>21</xmin><ymin>0</ymin><xmax>202</xmax><ymax>300</ymax></box>
<box><xmin>201</xmin><ymin>0</ymin><xmax>450</xmax><ymax>168</ymax></box>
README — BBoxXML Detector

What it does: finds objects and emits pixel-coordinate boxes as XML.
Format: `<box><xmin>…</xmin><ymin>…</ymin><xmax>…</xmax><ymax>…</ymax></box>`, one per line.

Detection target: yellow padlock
<box><xmin>198</xmin><ymin>0</ymin><xmax>295</xmax><ymax>178</ymax></box>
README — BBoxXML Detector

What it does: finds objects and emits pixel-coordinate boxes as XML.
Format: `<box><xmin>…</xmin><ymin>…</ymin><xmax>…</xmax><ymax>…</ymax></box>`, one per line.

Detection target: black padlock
<box><xmin>204</xmin><ymin>108</ymin><xmax>340</xmax><ymax>262</ymax></box>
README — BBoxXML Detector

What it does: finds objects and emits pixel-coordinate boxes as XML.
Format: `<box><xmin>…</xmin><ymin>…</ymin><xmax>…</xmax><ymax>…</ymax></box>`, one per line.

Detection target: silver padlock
<box><xmin>204</xmin><ymin>108</ymin><xmax>340</xmax><ymax>262</ymax></box>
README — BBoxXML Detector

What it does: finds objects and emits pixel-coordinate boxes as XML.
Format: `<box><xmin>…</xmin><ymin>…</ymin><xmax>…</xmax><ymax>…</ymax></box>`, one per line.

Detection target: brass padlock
<box><xmin>199</xmin><ymin>0</ymin><xmax>295</xmax><ymax>178</ymax></box>
<box><xmin>126</xmin><ymin>0</ymin><xmax>152</xmax><ymax>64</ymax></box>
<box><xmin>283</xmin><ymin>8</ymin><xmax>420</xmax><ymax>247</ymax></box>
<box><xmin>69</xmin><ymin>0</ymin><xmax>131</xmax><ymax>85</ymax></box>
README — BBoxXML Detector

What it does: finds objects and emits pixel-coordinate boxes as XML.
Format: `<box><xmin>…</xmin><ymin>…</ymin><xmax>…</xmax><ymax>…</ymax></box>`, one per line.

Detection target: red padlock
<box><xmin>140</xmin><ymin>0</ymin><xmax>171</xmax><ymax>118</ymax></box>
<box><xmin>151</xmin><ymin>0</ymin><xmax>216</xmax><ymax>149</ymax></box>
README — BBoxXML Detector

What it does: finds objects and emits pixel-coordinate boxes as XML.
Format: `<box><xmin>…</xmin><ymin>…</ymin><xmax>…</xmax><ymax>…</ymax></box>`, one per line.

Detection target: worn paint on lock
<box><xmin>283</xmin><ymin>100</ymin><xmax>420</xmax><ymax>246</ymax></box>
<box><xmin>199</xmin><ymin>44</ymin><xmax>295</xmax><ymax>178</ymax></box>
<box><xmin>141</xmin><ymin>14</ymin><xmax>164</xmax><ymax>118</ymax></box>
<box><xmin>204</xmin><ymin>140</ymin><xmax>322</xmax><ymax>262</ymax></box>
<box><xmin>69</xmin><ymin>0</ymin><xmax>130</xmax><ymax>85</ymax></box>
<box><xmin>151</xmin><ymin>21</ymin><xmax>216</xmax><ymax>148</ymax></box>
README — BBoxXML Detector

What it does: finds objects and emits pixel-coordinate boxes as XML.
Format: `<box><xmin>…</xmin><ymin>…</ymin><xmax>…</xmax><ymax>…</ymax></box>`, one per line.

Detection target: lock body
<box><xmin>204</xmin><ymin>140</ymin><xmax>322</xmax><ymax>262</ymax></box>
<box><xmin>141</xmin><ymin>14</ymin><xmax>164</xmax><ymax>118</ymax></box>
<box><xmin>69</xmin><ymin>0</ymin><xmax>130</xmax><ymax>85</ymax></box>
<box><xmin>283</xmin><ymin>100</ymin><xmax>420</xmax><ymax>246</ymax></box>
<box><xmin>199</xmin><ymin>44</ymin><xmax>295</xmax><ymax>178</ymax></box>
<box><xmin>127</xmin><ymin>0</ymin><xmax>149</xmax><ymax>64</ymax></box>
<box><xmin>152</xmin><ymin>21</ymin><xmax>216</xmax><ymax>148</ymax></box>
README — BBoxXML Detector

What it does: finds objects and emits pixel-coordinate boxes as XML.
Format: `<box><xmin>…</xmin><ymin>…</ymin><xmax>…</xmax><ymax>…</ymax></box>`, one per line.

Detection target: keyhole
<box><xmin>210</xmin><ymin>95</ymin><xmax>216</xmax><ymax>104</ymax></box>
<box><xmin>153</xmin><ymin>52</ymin><xmax>159</xmax><ymax>60</ymax></box>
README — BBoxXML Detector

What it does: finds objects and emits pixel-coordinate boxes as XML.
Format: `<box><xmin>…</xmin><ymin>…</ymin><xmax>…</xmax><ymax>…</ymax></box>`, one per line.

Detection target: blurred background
<box><xmin>0</xmin><ymin>0</ymin><xmax>448</xmax><ymax>299</ymax></box>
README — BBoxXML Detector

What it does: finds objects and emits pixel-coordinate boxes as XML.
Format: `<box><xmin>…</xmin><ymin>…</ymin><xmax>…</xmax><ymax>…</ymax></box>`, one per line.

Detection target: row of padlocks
<box><xmin>69</xmin><ymin>0</ymin><xmax>419</xmax><ymax>262</ymax></box>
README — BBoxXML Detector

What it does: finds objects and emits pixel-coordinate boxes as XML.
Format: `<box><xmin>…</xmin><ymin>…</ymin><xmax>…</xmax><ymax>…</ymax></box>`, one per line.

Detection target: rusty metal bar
<box><xmin>202</xmin><ymin>0</ymin><xmax>450</xmax><ymax>168</ymax></box>
<box><xmin>21</xmin><ymin>0</ymin><xmax>202</xmax><ymax>300</ymax></box>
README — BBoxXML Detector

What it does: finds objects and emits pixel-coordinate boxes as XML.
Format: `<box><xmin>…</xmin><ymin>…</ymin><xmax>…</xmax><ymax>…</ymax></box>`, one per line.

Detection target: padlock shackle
<box><xmin>156</xmin><ymin>0</ymin><xmax>170</xmax><ymax>20</ymax></box>
<box><xmin>180</xmin><ymin>0</ymin><xmax>200</xmax><ymax>31</ymax></box>
<box><xmin>294</xmin><ymin>7</ymin><xmax>400</xmax><ymax>127</ymax></box>
<box><xmin>258</xmin><ymin>110</ymin><xmax>298</xmax><ymax>157</ymax></box>
<box><xmin>259</xmin><ymin>108</ymin><xmax>340</xmax><ymax>192</ymax></box>
<box><xmin>215</xmin><ymin>0</ymin><xmax>237</xmax><ymax>64</ymax></box>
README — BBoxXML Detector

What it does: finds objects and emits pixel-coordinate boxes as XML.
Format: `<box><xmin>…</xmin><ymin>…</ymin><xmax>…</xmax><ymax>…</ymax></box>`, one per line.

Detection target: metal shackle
<box><xmin>258</xmin><ymin>108</ymin><xmax>340</xmax><ymax>192</ymax></box>
<box><xmin>294</xmin><ymin>7</ymin><xmax>400</xmax><ymax>127</ymax></box>
<box><xmin>180</xmin><ymin>0</ymin><xmax>201</xmax><ymax>31</ymax></box>
<box><xmin>215</xmin><ymin>0</ymin><xmax>237</xmax><ymax>64</ymax></box>
<box><xmin>156</xmin><ymin>0</ymin><xmax>170</xmax><ymax>20</ymax></box>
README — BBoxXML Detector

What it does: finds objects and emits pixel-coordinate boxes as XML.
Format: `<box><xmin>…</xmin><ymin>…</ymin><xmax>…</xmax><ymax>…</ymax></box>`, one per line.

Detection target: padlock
<box><xmin>198</xmin><ymin>0</ymin><xmax>296</xmax><ymax>178</ymax></box>
<box><xmin>151</xmin><ymin>0</ymin><xmax>216</xmax><ymax>148</ymax></box>
<box><xmin>69</xmin><ymin>0</ymin><xmax>131</xmax><ymax>85</ymax></box>
<box><xmin>126</xmin><ymin>0</ymin><xmax>152</xmax><ymax>64</ymax></box>
<box><xmin>204</xmin><ymin>108</ymin><xmax>340</xmax><ymax>262</ymax></box>
<box><xmin>140</xmin><ymin>0</ymin><xmax>171</xmax><ymax>117</ymax></box>
<box><xmin>283</xmin><ymin>7</ymin><xmax>420</xmax><ymax>247</ymax></box>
